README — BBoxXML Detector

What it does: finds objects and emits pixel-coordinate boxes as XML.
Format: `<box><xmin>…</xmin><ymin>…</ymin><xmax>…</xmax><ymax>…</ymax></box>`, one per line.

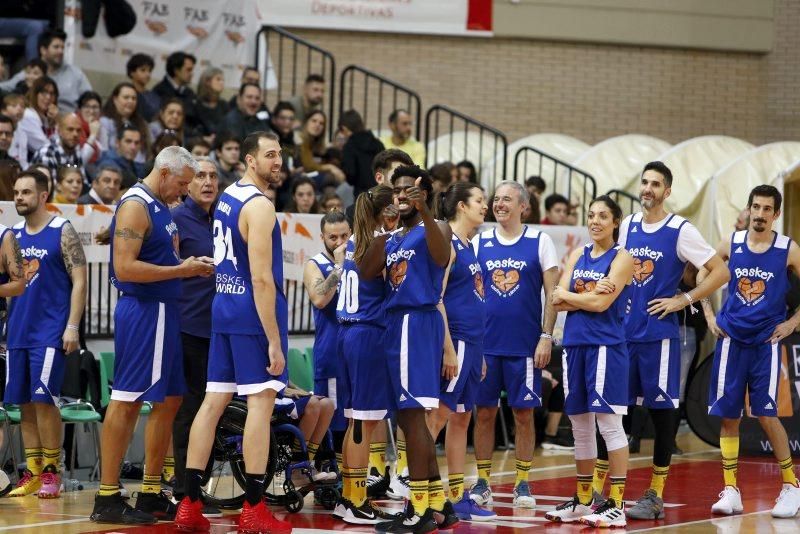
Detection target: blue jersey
<box><xmin>7</xmin><ymin>217</ymin><xmax>71</xmax><ymax>349</ymax></box>
<box><xmin>717</xmin><ymin>231</ymin><xmax>790</xmax><ymax>346</ymax></box>
<box><xmin>337</xmin><ymin>237</ymin><xmax>385</xmax><ymax>326</ymax></box>
<box><xmin>475</xmin><ymin>226</ymin><xmax>544</xmax><ymax>357</ymax></box>
<box><xmin>443</xmin><ymin>235</ymin><xmax>485</xmax><ymax>345</ymax></box>
<box><xmin>309</xmin><ymin>253</ymin><xmax>339</xmax><ymax>380</ymax></box>
<box><xmin>384</xmin><ymin>222</ymin><xmax>444</xmax><ymax>312</ymax></box>
<box><xmin>563</xmin><ymin>244</ymin><xmax>630</xmax><ymax>347</ymax></box>
<box><xmin>623</xmin><ymin>213</ymin><xmax>688</xmax><ymax>341</ymax></box>
<box><xmin>211</xmin><ymin>182</ymin><xmax>288</xmax><ymax>343</ymax></box>
<box><xmin>0</xmin><ymin>225</ymin><xmax>9</xmax><ymax>340</ymax></box>
<box><xmin>110</xmin><ymin>184</ymin><xmax>181</xmax><ymax>301</ymax></box>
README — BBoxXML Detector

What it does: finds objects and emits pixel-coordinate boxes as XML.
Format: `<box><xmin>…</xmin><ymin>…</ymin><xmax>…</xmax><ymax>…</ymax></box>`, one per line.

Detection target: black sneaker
<box><xmin>134</xmin><ymin>490</ymin><xmax>177</xmax><ymax>521</ymax></box>
<box><xmin>368</xmin><ymin>466</ymin><xmax>390</xmax><ymax>499</ymax></box>
<box><xmin>342</xmin><ymin>499</ymin><xmax>385</xmax><ymax>525</ymax></box>
<box><xmin>90</xmin><ymin>493</ymin><xmax>157</xmax><ymax>524</ymax></box>
<box><xmin>375</xmin><ymin>501</ymin><xmax>437</xmax><ymax>533</ymax></box>
<box><xmin>432</xmin><ymin>500</ymin><xmax>459</xmax><ymax>529</ymax></box>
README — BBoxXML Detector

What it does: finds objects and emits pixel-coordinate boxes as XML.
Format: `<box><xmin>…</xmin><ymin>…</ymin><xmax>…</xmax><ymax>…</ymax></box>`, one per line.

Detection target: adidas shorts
<box><xmin>475</xmin><ymin>354</ymin><xmax>542</xmax><ymax>409</ymax></box>
<box><xmin>439</xmin><ymin>338</ymin><xmax>484</xmax><ymax>413</ymax></box>
<box><xmin>274</xmin><ymin>395</ymin><xmax>312</xmax><ymax>419</ymax></box>
<box><xmin>338</xmin><ymin>323</ymin><xmax>391</xmax><ymax>421</ymax></box>
<box><xmin>206</xmin><ymin>333</ymin><xmax>287</xmax><ymax>396</ymax></box>
<box><xmin>4</xmin><ymin>347</ymin><xmax>65</xmax><ymax>405</ymax></box>
<box><xmin>563</xmin><ymin>344</ymin><xmax>629</xmax><ymax>415</ymax></box>
<box><xmin>385</xmin><ymin>309</ymin><xmax>443</xmax><ymax>410</ymax></box>
<box><xmin>708</xmin><ymin>337</ymin><xmax>780</xmax><ymax>418</ymax></box>
<box><xmin>628</xmin><ymin>338</ymin><xmax>681</xmax><ymax>409</ymax></box>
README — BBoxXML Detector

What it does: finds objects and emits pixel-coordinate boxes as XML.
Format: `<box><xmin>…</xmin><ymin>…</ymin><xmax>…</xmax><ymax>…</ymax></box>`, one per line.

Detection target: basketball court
<box><xmin>0</xmin><ymin>429</ymin><xmax>795</xmax><ymax>533</ymax></box>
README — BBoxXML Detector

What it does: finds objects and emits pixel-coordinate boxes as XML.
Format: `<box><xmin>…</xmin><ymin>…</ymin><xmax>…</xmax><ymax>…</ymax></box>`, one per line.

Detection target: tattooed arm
<box><xmin>0</xmin><ymin>230</ymin><xmax>25</xmax><ymax>297</ymax></box>
<box><xmin>60</xmin><ymin>222</ymin><xmax>87</xmax><ymax>353</ymax></box>
<box><xmin>113</xmin><ymin>201</ymin><xmax>211</xmax><ymax>283</ymax></box>
<box><xmin>303</xmin><ymin>257</ymin><xmax>342</xmax><ymax>309</ymax></box>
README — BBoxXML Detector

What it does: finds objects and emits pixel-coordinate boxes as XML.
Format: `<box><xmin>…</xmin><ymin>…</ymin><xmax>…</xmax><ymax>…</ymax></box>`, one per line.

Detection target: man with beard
<box><xmin>221</xmin><ymin>84</ymin><xmax>272</xmax><ymax>141</ymax></box>
<box><xmin>701</xmin><ymin>185</ymin><xmax>800</xmax><ymax>519</ymax></box>
<box><xmin>599</xmin><ymin>161</ymin><xmax>729</xmax><ymax>521</ymax></box>
<box><xmin>302</xmin><ymin>210</ymin><xmax>351</xmax><ymax>471</ymax></box>
<box><xmin>379</xmin><ymin>110</ymin><xmax>425</xmax><ymax>167</ymax></box>
<box><xmin>6</xmin><ymin>169</ymin><xmax>86</xmax><ymax>498</ymax></box>
<box><xmin>360</xmin><ymin>165</ymin><xmax>459</xmax><ymax>532</ymax></box>
<box><xmin>174</xmin><ymin>132</ymin><xmax>292</xmax><ymax>533</ymax></box>
<box><xmin>32</xmin><ymin>113</ymin><xmax>86</xmax><ymax>186</ymax></box>
<box><xmin>288</xmin><ymin>74</ymin><xmax>325</xmax><ymax>126</ymax></box>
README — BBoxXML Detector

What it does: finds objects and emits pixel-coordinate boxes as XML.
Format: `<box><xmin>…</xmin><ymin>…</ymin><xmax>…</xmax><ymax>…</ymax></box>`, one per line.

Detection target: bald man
<box><xmin>31</xmin><ymin>113</ymin><xmax>88</xmax><ymax>189</ymax></box>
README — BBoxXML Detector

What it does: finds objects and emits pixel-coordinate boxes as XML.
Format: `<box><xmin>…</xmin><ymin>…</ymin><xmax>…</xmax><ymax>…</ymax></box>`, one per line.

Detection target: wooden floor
<box><xmin>1</xmin><ymin>430</ymin><xmax>798</xmax><ymax>533</ymax></box>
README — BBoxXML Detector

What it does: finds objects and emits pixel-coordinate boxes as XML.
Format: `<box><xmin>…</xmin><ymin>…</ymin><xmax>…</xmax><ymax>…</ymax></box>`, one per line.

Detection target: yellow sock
<box><xmin>396</xmin><ymin>440</ymin><xmax>407</xmax><ymax>474</ymax></box>
<box><xmin>292</xmin><ymin>437</ymin><xmax>302</xmax><ymax>454</ymax></box>
<box><xmin>650</xmin><ymin>465</ymin><xmax>669</xmax><ymax>498</ymax></box>
<box><xmin>592</xmin><ymin>459</ymin><xmax>609</xmax><ymax>495</ymax></box>
<box><xmin>409</xmin><ymin>479</ymin><xmax>428</xmax><ymax>516</ymax></box>
<box><xmin>778</xmin><ymin>457</ymin><xmax>799</xmax><ymax>486</ymax></box>
<box><xmin>341</xmin><ymin>468</ymin><xmax>351</xmax><ymax>500</ymax></box>
<box><xmin>477</xmin><ymin>459</ymin><xmax>492</xmax><ymax>482</ymax></box>
<box><xmin>25</xmin><ymin>448</ymin><xmax>43</xmax><ymax>476</ymax></box>
<box><xmin>162</xmin><ymin>456</ymin><xmax>175</xmax><ymax>481</ymax></box>
<box><xmin>369</xmin><ymin>442</ymin><xmax>386</xmax><ymax>473</ymax></box>
<box><xmin>98</xmin><ymin>483</ymin><xmax>120</xmax><ymax>497</ymax></box>
<box><xmin>515</xmin><ymin>459</ymin><xmax>532</xmax><ymax>486</ymax></box>
<box><xmin>351</xmin><ymin>467</ymin><xmax>368</xmax><ymax>506</ymax></box>
<box><xmin>608</xmin><ymin>476</ymin><xmax>626</xmax><ymax>506</ymax></box>
<box><xmin>307</xmin><ymin>442</ymin><xmax>319</xmax><ymax>462</ymax></box>
<box><xmin>142</xmin><ymin>474</ymin><xmax>161</xmax><ymax>494</ymax></box>
<box><xmin>720</xmin><ymin>436</ymin><xmax>739</xmax><ymax>488</ymax></box>
<box><xmin>577</xmin><ymin>474</ymin><xmax>594</xmax><ymax>505</ymax></box>
<box><xmin>42</xmin><ymin>447</ymin><xmax>60</xmax><ymax>470</ymax></box>
<box><xmin>428</xmin><ymin>477</ymin><xmax>445</xmax><ymax>512</ymax></box>
<box><xmin>336</xmin><ymin>452</ymin><xmax>343</xmax><ymax>470</ymax></box>
<box><xmin>448</xmin><ymin>473</ymin><xmax>464</xmax><ymax>501</ymax></box>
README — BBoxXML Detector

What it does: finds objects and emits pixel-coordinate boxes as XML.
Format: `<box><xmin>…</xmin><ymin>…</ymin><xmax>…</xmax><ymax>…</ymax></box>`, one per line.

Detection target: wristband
<box><xmin>683</xmin><ymin>293</ymin><xmax>698</xmax><ymax>315</ymax></box>
<box><xmin>540</xmin><ymin>332</ymin><xmax>553</xmax><ymax>340</ymax></box>
<box><xmin>66</xmin><ymin>324</ymin><xmax>79</xmax><ymax>331</ymax></box>
<box><xmin>333</xmin><ymin>264</ymin><xmax>343</xmax><ymax>274</ymax></box>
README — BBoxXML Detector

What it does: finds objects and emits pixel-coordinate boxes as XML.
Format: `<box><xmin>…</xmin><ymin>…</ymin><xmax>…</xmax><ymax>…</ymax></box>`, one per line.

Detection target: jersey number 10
<box><xmin>336</xmin><ymin>270</ymin><xmax>359</xmax><ymax>313</ymax></box>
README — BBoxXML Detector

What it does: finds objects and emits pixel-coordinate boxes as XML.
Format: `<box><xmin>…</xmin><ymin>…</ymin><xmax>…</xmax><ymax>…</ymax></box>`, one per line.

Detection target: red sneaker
<box><xmin>174</xmin><ymin>496</ymin><xmax>211</xmax><ymax>532</ymax></box>
<box><xmin>238</xmin><ymin>501</ymin><xmax>292</xmax><ymax>534</ymax></box>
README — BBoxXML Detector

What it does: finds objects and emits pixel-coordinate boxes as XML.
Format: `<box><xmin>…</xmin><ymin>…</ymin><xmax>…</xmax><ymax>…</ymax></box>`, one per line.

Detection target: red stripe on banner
<box><xmin>467</xmin><ymin>0</ymin><xmax>493</xmax><ymax>32</ymax></box>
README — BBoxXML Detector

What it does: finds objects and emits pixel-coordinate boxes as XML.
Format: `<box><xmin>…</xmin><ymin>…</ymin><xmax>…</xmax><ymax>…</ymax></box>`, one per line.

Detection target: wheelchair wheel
<box><xmin>285</xmin><ymin>489</ymin><xmax>304</xmax><ymax>513</ymax></box>
<box><xmin>685</xmin><ymin>354</ymin><xmax>721</xmax><ymax>447</ymax></box>
<box><xmin>316</xmin><ymin>485</ymin><xmax>340</xmax><ymax>510</ymax></box>
<box><xmin>201</xmin><ymin>399</ymin><xmax>278</xmax><ymax>510</ymax></box>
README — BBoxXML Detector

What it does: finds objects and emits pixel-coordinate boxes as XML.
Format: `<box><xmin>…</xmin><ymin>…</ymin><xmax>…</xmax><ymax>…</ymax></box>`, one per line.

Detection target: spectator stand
<box><xmin>607</xmin><ymin>188</ymin><xmax>642</xmax><ymax>218</ymax></box>
<box><xmin>256</xmin><ymin>25</ymin><xmax>336</xmax><ymax>139</ymax></box>
<box><xmin>425</xmin><ymin>104</ymin><xmax>508</xmax><ymax>188</ymax></box>
<box><xmin>338</xmin><ymin>65</ymin><xmax>422</xmax><ymax>141</ymax></box>
<box><xmin>513</xmin><ymin>145</ymin><xmax>597</xmax><ymax>224</ymax></box>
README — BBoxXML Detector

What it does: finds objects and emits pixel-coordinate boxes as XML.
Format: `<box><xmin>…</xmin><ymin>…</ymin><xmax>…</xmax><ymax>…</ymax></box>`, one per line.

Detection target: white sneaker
<box><xmin>772</xmin><ymin>483</ymin><xmax>800</xmax><ymax>518</ymax></box>
<box><xmin>512</xmin><ymin>481</ymin><xmax>536</xmax><ymax>508</ymax></box>
<box><xmin>711</xmin><ymin>486</ymin><xmax>743</xmax><ymax>515</ymax></box>
<box><xmin>0</xmin><ymin>470</ymin><xmax>10</xmax><ymax>497</ymax></box>
<box><xmin>387</xmin><ymin>469</ymin><xmax>410</xmax><ymax>500</ymax></box>
<box><xmin>545</xmin><ymin>496</ymin><xmax>593</xmax><ymax>523</ymax></box>
<box><xmin>580</xmin><ymin>500</ymin><xmax>626</xmax><ymax>528</ymax></box>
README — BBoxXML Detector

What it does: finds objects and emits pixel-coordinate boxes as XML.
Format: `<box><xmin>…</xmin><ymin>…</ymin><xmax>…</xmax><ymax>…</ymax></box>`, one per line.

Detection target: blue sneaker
<box><xmin>513</xmin><ymin>481</ymin><xmax>536</xmax><ymax>508</ymax></box>
<box><xmin>453</xmin><ymin>494</ymin><xmax>497</xmax><ymax>522</ymax></box>
<box><xmin>468</xmin><ymin>478</ymin><xmax>493</xmax><ymax>505</ymax></box>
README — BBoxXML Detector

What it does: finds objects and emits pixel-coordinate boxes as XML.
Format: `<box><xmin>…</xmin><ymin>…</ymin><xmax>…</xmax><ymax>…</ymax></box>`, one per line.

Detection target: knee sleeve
<box><xmin>596</xmin><ymin>413</ymin><xmax>627</xmax><ymax>452</ymax></box>
<box><xmin>569</xmin><ymin>412</ymin><xmax>597</xmax><ymax>460</ymax></box>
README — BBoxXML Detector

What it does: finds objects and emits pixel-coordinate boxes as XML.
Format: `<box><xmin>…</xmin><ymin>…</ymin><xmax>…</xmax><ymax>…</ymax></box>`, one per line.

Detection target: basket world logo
<box><xmin>628</xmin><ymin>246</ymin><xmax>664</xmax><ymax>286</ymax></box>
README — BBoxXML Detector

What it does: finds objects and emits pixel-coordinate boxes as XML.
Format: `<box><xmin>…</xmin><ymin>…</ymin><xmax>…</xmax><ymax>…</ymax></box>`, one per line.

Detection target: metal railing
<box><xmin>607</xmin><ymin>189</ymin><xmax>641</xmax><ymax>217</ymax></box>
<box><xmin>285</xmin><ymin>280</ymin><xmax>315</xmax><ymax>335</ymax></box>
<box><xmin>339</xmin><ymin>65</ymin><xmax>422</xmax><ymax>141</ymax></box>
<box><xmin>255</xmin><ymin>26</ymin><xmax>337</xmax><ymax>138</ymax></box>
<box><xmin>424</xmin><ymin>104</ymin><xmax>508</xmax><ymax>187</ymax></box>
<box><xmin>513</xmin><ymin>146</ymin><xmax>597</xmax><ymax>224</ymax></box>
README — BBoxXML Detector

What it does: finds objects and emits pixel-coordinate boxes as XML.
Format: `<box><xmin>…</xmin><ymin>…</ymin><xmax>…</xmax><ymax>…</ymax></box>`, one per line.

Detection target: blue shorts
<box><xmin>112</xmin><ymin>297</ymin><xmax>185</xmax><ymax>402</ymax></box>
<box><xmin>385</xmin><ymin>309</ymin><xmax>444</xmax><ymax>410</ymax></box>
<box><xmin>274</xmin><ymin>395</ymin><xmax>312</xmax><ymax>419</ymax></box>
<box><xmin>476</xmin><ymin>354</ymin><xmax>542</xmax><ymax>409</ymax></box>
<box><xmin>315</xmin><ymin>376</ymin><xmax>348</xmax><ymax>431</ymax></box>
<box><xmin>440</xmin><ymin>339</ymin><xmax>483</xmax><ymax>412</ymax></box>
<box><xmin>207</xmin><ymin>333</ymin><xmax>287</xmax><ymax>396</ymax></box>
<box><xmin>4</xmin><ymin>347</ymin><xmax>65</xmax><ymax>405</ymax></box>
<box><xmin>563</xmin><ymin>344</ymin><xmax>629</xmax><ymax>415</ymax></box>
<box><xmin>339</xmin><ymin>323</ymin><xmax>391</xmax><ymax>421</ymax></box>
<box><xmin>708</xmin><ymin>338</ymin><xmax>780</xmax><ymax>418</ymax></box>
<box><xmin>628</xmin><ymin>338</ymin><xmax>681</xmax><ymax>409</ymax></box>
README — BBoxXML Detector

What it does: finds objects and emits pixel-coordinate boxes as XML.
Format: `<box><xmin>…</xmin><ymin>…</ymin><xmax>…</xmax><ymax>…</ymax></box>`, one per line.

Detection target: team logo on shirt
<box><xmin>574</xmin><ymin>279</ymin><xmax>596</xmax><ymax>294</ymax></box>
<box><xmin>734</xmin><ymin>267</ymin><xmax>773</xmax><ymax>306</ymax></box>
<box><xmin>486</xmin><ymin>258</ymin><xmax>526</xmax><ymax>297</ymax></box>
<box><xmin>387</xmin><ymin>249</ymin><xmax>415</xmax><ymax>289</ymax></box>
<box><xmin>572</xmin><ymin>268</ymin><xmax>604</xmax><ymax>294</ymax></box>
<box><xmin>22</xmin><ymin>258</ymin><xmax>40</xmax><ymax>284</ymax></box>
<box><xmin>628</xmin><ymin>246</ymin><xmax>663</xmax><ymax>286</ymax></box>
<box><xmin>474</xmin><ymin>272</ymin><xmax>485</xmax><ymax>299</ymax></box>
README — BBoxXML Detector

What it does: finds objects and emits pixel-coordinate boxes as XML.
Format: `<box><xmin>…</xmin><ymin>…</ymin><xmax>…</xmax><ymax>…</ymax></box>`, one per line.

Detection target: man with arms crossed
<box><xmin>174</xmin><ymin>132</ymin><xmax>292</xmax><ymax>534</ymax></box>
<box><xmin>91</xmin><ymin>147</ymin><xmax>213</xmax><ymax>524</ymax></box>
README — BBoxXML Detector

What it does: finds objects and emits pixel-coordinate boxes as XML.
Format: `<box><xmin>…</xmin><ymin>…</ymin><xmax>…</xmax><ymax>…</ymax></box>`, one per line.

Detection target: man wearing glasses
<box><xmin>169</xmin><ymin>157</ymin><xmax>219</xmax><ymax>510</ymax></box>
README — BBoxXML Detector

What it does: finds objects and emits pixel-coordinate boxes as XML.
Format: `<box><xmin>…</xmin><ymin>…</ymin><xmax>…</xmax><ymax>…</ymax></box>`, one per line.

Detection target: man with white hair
<box><xmin>90</xmin><ymin>147</ymin><xmax>215</xmax><ymax>525</ymax></box>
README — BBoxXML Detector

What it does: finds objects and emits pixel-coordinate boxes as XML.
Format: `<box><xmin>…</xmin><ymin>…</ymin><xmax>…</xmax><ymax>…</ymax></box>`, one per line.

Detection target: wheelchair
<box><xmin>200</xmin><ymin>398</ymin><xmax>340</xmax><ymax>512</ymax></box>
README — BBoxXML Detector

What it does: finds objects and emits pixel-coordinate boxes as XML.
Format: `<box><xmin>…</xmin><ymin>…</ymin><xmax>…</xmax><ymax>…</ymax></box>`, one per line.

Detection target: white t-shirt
<box><xmin>470</xmin><ymin>226</ymin><xmax>559</xmax><ymax>271</ymax></box>
<box><xmin>618</xmin><ymin>213</ymin><xmax>715</xmax><ymax>268</ymax></box>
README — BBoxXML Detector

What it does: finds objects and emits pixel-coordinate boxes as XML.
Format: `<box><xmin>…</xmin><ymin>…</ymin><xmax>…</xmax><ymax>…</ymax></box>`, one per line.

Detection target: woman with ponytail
<box><xmin>426</xmin><ymin>181</ymin><xmax>497</xmax><ymax>521</ymax></box>
<box><xmin>334</xmin><ymin>185</ymin><xmax>397</xmax><ymax>524</ymax></box>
